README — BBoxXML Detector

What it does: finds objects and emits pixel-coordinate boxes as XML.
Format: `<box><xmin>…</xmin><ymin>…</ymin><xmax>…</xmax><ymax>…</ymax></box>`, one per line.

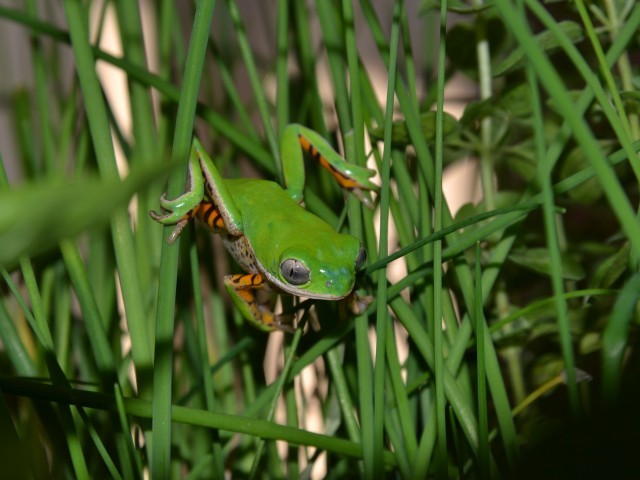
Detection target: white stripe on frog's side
<box><xmin>221</xmin><ymin>234</ymin><xmax>347</xmax><ymax>300</ymax></box>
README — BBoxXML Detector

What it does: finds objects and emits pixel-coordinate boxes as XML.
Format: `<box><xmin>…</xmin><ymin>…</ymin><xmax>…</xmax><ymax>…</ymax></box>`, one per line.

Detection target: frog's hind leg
<box><xmin>224</xmin><ymin>273</ymin><xmax>295</xmax><ymax>333</ymax></box>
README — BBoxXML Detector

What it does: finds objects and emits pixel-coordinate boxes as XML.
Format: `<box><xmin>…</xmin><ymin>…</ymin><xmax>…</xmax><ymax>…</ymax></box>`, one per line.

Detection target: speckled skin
<box><xmin>222</xmin><ymin>235</ymin><xmax>259</xmax><ymax>273</ymax></box>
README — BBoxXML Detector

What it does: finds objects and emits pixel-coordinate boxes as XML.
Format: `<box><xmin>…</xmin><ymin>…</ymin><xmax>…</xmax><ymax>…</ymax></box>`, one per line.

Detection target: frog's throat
<box><xmin>222</xmin><ymin>234</ymin><xmax>350</xmax><ymax>301</ymax></box>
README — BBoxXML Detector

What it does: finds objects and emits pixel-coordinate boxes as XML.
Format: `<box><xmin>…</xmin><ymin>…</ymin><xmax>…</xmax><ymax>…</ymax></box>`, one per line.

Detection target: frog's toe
<box><xmin>274</xmin><ymin>322</ymin><xmax>296</xmax><ymax>334</ymax></box>
<box><xmin>350</xmin><ymin>187</ymin><xmax>376</xmax><ymax>209</ymax></box>
<box><xmin>167</xmin><ymin>218</ymin><xmax>190</xmax><ymax>244</ymax></box>
<box><xmin>149</xmin><ymin>208</ymin><xmax>181</xmax><ymax>225</ymax></box>
<box><xmin>259</xmin><ymin>306</ymin><xmax>297</xmax><ymax>333</ymax></box>
<box><xmin>149</xmin><ymin>209</ymin><xmax>172</xmax><ymax>223</ymax></box>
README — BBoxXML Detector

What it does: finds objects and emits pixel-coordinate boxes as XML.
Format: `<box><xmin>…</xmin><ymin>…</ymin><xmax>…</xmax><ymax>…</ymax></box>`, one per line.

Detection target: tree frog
<box><xmin>150</xmin><ymin>124</ymin><xmax>378</xmax><ymax>332</ymax></box>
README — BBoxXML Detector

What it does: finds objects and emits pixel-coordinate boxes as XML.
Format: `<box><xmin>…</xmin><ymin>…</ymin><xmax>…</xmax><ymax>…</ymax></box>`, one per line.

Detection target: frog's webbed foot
<box><xmin>224</xmin><ymin>273</ymin><xmax>297</xmax><ymax>333</ymax></box>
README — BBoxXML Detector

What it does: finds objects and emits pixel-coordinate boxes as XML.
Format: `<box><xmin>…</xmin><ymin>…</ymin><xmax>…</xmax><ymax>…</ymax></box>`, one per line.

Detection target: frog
<box><xmin>150</xmin><ymin>124</ymin><xmax>378</xmax><ymax>332</ymax></box>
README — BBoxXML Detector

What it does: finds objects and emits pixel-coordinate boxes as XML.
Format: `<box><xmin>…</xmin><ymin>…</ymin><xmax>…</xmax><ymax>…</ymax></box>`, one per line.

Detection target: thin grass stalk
<box><xmin>342</xmin><ymin>0</ymin><xmax>384</xmax><ymax>477</ymax></box>
<box><xmin>275</xmin><ymin>0</ymin><xmax>289</xmax><ymax>134</ymax></box>
<box><xmin>325</xmin><ymin>347</ymin><xmax>361</xmax><ymax>442</ymax></box>
<box><xmin>472</xmin><ymin>0</ymin><xmax>497</xmax><ymax>211</ymax></box>
<box><xmin>26</xmin><ymin>0</ymin><xmax>56</xmax><ymax>176</ymax></box>
<box><xmin>249</xmin><ymin>329</ymin><xmax>303</xmax><ymax>477</ymax></box>
<box><xmin>59</xmin><ymin>241</ymin><xmax>117</xmax><ymax>382</ymax></box>
<box><xmin>284</xmin><ymin>377</ymin><xmax>299</xmax><ymax>478</ymax></box>
<box><xmin>384</xmin><ymin>320</ymin><xmax>418</xmax><ymax>466</ymax></box>
<box><xmin>207</xmin><ymin>41</ymin><xmax>260</xmax><ymax>140</ymax></box>
<box><xmin>189</xmin><ymin>242</ymin><xmax>225</xmax><ymax>478</ymax></box>
<box><xmin>151</xmin><ymin>0</ymin><xmax>218</xmax><ymax>475</ymax></box>
<box><xmin>225</xmin><ymin>0</ymin><xmax>280</xmax><ymax>176</ymax></box>
<box><xmin>114</xmin><ymin>383</ymin><xmax>143</xmax><ymax>479</ymax></box>
<box><xmin>601</xmin><ymin>0</ymin><xmax>640</xmax><ymax>138</ymax></box>
<box><xmin>50</xmin><ymin>278</ymin><xmax>72</xmax><ymax>369</ymax></box>
<box><xmin>522</xmin><ymin>20</ymin><xmax>580</xmax><ymax>417</ymax></box>
<box><xmin>433</xmin><ymin>0</ymin><xmax>448</xmax><ymax>472</ymax></box>
<box><xmin>0</xmin><ymin>296</ymin><xmax>37</xmax><ymax>376</ymax></box>
<box><xmin>574</xmin><ymin>0</ymin><xmax>632</xmax><ymax>139</ymax></box>
<box><xmin>475</xmin><ymin>243</ymin><xmax>490</xmax><ymax>478</ymax></box>
<box><xmin>382</xmin><ymin>400</ymin><xmax>412</xmax><ymax>478</ymax></box>
<box><xmin>292</xmin><ymin>1</ymin><xmax>329</xmax><ymax>136</ymax></box>
<box><xmin>315</xmin><ymin>0</ymin><xmax>351</xmax><ymax>131</ymax></box>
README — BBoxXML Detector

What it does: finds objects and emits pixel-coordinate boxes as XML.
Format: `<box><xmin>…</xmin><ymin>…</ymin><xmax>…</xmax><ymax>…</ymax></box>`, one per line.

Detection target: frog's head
<box><xmin>266</xmin><ymin>235</ymin><xmax>367</xmax><ymax>300</ymax></box>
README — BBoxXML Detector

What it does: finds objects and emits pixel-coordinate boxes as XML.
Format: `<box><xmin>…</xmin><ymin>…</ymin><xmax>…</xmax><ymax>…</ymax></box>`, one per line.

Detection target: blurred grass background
<box><xmin>1</xmin><ymin>0</ymin><xmax>640</xmax><ymax>478</ymax></box>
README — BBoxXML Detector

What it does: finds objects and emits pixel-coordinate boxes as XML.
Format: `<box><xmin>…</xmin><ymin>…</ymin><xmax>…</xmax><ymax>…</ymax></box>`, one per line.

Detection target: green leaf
<box><xmin>508</xmin><ymin>247</ymin><xmax>586</xmax><ymax>280</ymax></box>
<box><xmin>460</xmin><ymin>84</ymin><xmax>533</xmax><ymax>127</ymax></box>
<box><xmin>620</xmin><ymin>91</ymin><xmax>640</xmax><ymax>114</ymax></box>
<box><xmin>590</xmin><ymin>243</ymin><xmax>630</xmax><ymax>289</ymax></box>
<box><xmin>504</xmin><ymin>141</ymin><xmax>538</xmax><ymax>182</ymax></box>
<box><xmin>493</xmin><ymin>21</ymin><xmax>584</xmax><ymax>77</ymax></box>
<box><xmin>559</xmin><ymin>146</ymin><xmax>604</xmax><ymax>204</ymax></box>
<box><xmin>0</xmin><ymin>164</ymin><xmax>171</xmax><ymax>268</ymax></box>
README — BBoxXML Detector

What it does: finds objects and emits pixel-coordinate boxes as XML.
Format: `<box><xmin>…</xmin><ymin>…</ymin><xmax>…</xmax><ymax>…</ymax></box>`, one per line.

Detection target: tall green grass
<box><xmin>1</xmin><ymin>0</ymin><xmax>639</xmax><ymax>478</ymax></box>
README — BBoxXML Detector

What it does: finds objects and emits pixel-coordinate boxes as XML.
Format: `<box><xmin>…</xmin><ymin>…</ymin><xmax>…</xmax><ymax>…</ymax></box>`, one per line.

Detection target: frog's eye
<box><xmin>355</xmin><ymin>245</ymin><xmax>367</xmax><ymax>270</ymax></box>
<box><xmin>280</xmin><ymin>258</ymin><xmax>310</xmax><ymax>285</ymax></box>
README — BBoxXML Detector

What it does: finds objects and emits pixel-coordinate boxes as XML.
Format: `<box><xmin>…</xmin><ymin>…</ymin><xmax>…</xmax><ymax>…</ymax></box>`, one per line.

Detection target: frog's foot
<box><xmin>344</xmin><ymin>289</ymin><xmax>373</xmax><ymax>316</ymax></box>
<box><xmin>349</xmin><ymin>187</ymin><xmax>376</xmax><ymax>209</ymax></box>
<box><xmin>224</xmin><ymin>273</ymin><xmax>296</xmax><ymax>333</ymax></box>
<box><xmin>150</xmin><ymin>195</ymin><xmax>194</xmax><ymax>244</ymax></box>
<box><xmin>257</xmin><ymin>305</ymin><xmax>296</xmax><ymax>333</ymax></box>
<box><xmin>151</xmin><ymin>199</ymin><xmax>227</xmax><ymax>244</ymax></box>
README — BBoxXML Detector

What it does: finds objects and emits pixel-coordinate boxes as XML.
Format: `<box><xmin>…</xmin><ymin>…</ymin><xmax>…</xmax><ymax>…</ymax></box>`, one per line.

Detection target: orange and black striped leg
<box><xmin>298</xmin><ymin>135</ymin><xmax>365</xmax><ymax>191</ymax></box>
<box><xmin>223</xmin><ymin>273</ymin><xmax>295</xmax><ymax>332</ymax></box>
<box><xmin>194</xmin><ymin>201</ymin><xmax>227</xmax><ymax>232</ymax></box>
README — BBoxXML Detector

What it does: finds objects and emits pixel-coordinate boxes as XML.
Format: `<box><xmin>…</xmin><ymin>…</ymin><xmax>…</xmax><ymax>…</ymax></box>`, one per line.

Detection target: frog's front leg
<box><xmin>150</xmin><ymin>138</ymin><xmax>243</xmax><ymax>243</ymax></box>
<box><xmin>224</xmin><ymin>273</ymin><xmax>295</xmax><ymax>333</ymax></box>
<box><xmin>281</xmin><ymin>124</ymin><xmax>379</xmax><ymax>207</ymax></box>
